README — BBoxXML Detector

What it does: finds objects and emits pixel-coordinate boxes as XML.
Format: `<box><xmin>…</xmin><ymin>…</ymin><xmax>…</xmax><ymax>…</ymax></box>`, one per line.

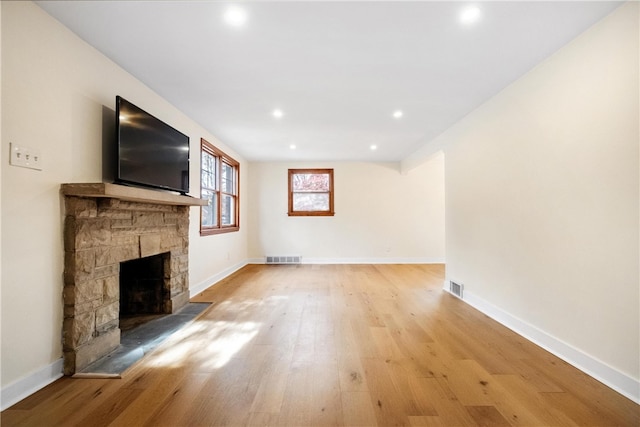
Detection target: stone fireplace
<box><xmin>61</xmin><ymin>183</ymin><xmax>206</xmax><ymax>375</ymax></box>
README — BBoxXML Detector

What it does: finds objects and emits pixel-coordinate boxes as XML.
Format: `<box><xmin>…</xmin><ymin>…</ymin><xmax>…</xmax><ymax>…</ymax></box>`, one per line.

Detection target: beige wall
<box><xmin>0</xmin><ymin>0</ymin><xmax>3</xmax><ymax>395</ymax></box>
<box><xmin>1</xmin><ymin>1</ymin><xmax>248</xmax><ymax>390</ymax></box>
<box><xmin>441</xmin><ymin>2</ymin><xmax>638</xmax><ymax>392</ymax></box>
<box><xmin>248</xmin><ymin>157</ymin><xmax>445</xmax><ymax>263</ymax></box>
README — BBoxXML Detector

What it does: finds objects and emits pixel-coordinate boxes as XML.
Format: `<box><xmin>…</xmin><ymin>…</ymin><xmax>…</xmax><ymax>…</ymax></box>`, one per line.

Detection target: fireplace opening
<box><xmin>119</xmin><ymin>253</ymin><xmax>170</xmax><ymax>331</ymax></box>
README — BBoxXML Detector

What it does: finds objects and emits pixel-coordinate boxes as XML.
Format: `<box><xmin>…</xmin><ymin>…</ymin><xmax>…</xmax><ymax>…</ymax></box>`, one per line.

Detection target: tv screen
<box><xmin>116</xmin><ymin>96</ymin><xmax>189</xmax><ymax>194</ymax></box>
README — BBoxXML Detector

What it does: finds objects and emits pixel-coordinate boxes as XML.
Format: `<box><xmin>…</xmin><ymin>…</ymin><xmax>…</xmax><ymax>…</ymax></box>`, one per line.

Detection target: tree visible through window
<box><xmin>201</xmin><ymin>138</ymin><xmax>239</xmax><ymax>235</ymax></box>
<box><xmin>288</xmin><ymin>169</ymin><xmax>334</xmax><ymax>216</ymax></box>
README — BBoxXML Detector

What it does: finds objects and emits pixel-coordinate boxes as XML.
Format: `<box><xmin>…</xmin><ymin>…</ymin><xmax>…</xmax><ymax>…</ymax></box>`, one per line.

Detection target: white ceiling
<box><xmin>36</xmin><ymin>1</ymin><xmax>621</xmax><ymax>162</ymax></box>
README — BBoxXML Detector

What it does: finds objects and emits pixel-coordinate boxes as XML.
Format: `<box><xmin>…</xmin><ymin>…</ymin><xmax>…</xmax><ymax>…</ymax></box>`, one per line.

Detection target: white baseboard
<box><xmin>189</xmin><ymin>260</ymin><xmax>248</xmax><ymax>297</ymax></box>
<box><xmin>442</xmin><ymin>282</ymin><xmax>640</xmax><ymax>404</ymax></box>
<box><xmin>249</xmin><ymin>257</ymin><xmax>445</xmax><ymax>265</ymax></box>
<box><xmin>1</xmin><ymin>358</ymin><xmax>63</xmax><ymax>411</ymax></box>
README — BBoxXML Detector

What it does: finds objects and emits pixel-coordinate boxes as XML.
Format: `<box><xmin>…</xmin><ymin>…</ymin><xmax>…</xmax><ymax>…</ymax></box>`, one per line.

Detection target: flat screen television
<box><xmin>116</xmin><ymin>96</ymin><xmax>190</xmax><ymax>194</ymax></box>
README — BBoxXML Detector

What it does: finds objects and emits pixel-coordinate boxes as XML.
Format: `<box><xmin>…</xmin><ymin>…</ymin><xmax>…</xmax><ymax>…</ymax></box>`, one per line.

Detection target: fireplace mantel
<box><xmin>61</xmin><ymin>183</ymin><xmax>208</xmax><ymax>207</ymax></box>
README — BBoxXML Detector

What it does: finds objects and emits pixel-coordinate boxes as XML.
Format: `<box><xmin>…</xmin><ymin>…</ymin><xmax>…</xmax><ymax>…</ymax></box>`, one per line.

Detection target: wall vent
<box><xmin>265</xmin><ymin>255</ymin><xmax>302</xmax><ymax>265</ymax></box>
<box><xmin>449</xmin><ymin>281</ymin><xmax>464</xmax><ymax>298</ymax></box>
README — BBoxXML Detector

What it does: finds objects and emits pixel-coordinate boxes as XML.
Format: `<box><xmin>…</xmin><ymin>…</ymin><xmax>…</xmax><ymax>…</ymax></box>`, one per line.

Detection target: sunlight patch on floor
<box><xmin>202</xmin><ymin>321</ymin><xmax>260</xmax><ymax>370</ymax></box>
<box><xmin>142</xmin><ymin>319</ymin><xmax>261</xmax><ymax>370</ymax></box>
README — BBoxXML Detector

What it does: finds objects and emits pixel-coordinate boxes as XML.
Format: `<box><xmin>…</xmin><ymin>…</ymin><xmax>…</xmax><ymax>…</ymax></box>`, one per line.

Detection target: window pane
<box><xmin>292</xmin><ymin>173</ymin><xmax>329</xmax><ymax>192</ymax></box>
<box><xmin>221</xmin><ymin>194</ymin><xmax>235</xmax><ymax>225</ymax></box>
<box><xmin>221</xmin><ymin>163</ymin><xmax>234</xmax><ymax>193</ymax></box>
<box><xmin>202</xmin><ymin>170</ymin><xmax>215</xmax><ymax>190</ymax></box>
<box><xmin>201</xmin><ymin>189</ymin><xmax>218</xmax><ymax>227</ymax></box>
<box><xmin>201</xmin><ymin>151</ymin><xmax>216</xmax><ymax>189</ymax></box>
<box><xmin>201</xmin><ymin>151</ymin><xmax>213</xmax><ymax>174</ymax></box>
<box><xmin>293</xmin><ymin>193</ymin><xmax>329</xmax><ymax>211</ymax></box>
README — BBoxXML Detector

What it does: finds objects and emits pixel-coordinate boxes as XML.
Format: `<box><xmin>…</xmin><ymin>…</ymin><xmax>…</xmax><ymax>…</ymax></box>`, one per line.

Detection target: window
<box><xmin>288</xmin><ymin>169</ymin><xmax>334</xmax><ymax>216</ymax></box>
<box><xmin>201</xmin><ymin>138</ymin><xmax>239</xmax><ymax>235</ymax></box>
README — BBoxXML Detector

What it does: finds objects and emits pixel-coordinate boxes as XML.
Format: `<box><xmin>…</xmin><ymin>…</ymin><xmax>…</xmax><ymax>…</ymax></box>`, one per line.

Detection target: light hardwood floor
<box><xmin>2</xmin><ymin>264</ymin><xmax>638</xmax><ymax>426</ymax></box>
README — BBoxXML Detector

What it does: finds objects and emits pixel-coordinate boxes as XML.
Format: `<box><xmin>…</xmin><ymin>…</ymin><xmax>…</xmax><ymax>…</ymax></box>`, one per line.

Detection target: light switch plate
<box><xmin>10</xmin><ymin>143</ymin><xmax>42</xmax><ymax>171</ymax></box>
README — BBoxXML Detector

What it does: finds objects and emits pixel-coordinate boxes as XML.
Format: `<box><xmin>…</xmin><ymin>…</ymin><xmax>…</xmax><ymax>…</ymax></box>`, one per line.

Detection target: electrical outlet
<box><xmin>10</xmin><ymin>143</ymin><xmax>42</xmax><ymax>171</ymax></box>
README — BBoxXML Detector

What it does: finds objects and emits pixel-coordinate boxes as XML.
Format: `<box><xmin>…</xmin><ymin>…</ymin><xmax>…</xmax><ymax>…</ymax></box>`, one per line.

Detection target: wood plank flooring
<box><xmin>2</xmin><ymin>264</ymin><xmax>638</xmax><ymax>426</ymax></box>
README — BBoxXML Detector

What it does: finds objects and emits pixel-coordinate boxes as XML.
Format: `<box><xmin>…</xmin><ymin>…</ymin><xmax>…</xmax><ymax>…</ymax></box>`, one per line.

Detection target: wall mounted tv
<box><xmin>116</xmin><ymin>96</ymin><xmax>190</xmax><ymax>194</ymax></box>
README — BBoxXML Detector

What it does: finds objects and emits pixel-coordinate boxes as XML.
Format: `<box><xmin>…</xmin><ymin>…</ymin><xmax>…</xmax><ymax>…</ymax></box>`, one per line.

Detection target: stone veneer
<box><xmin>62</xmin><ymin>195</ymin><xmax>191</xmax><ymax>375</ymax></box>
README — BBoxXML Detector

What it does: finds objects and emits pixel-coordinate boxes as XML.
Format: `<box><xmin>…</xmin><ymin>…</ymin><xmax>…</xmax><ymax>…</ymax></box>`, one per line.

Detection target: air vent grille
<box><xmin>265</xmin><ymin>255</ymin><xmax>302</xmax><ymax>265</ymax></box>
<box><xmin>450</xmin><ymin>281</ymin><xmax>464</xmax><ymax>298</ymax></box>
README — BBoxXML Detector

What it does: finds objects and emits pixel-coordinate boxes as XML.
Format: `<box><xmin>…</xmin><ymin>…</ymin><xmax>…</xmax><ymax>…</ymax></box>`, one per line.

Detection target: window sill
<box><xmin>200</xmin><ymin>226</ymin><xmax>240</xmax><ymax>236</ymax></box>
<box><xmin>287</xmin><ymin>211</ymin><xmax>335</xmax><ymax>217</ymax></box>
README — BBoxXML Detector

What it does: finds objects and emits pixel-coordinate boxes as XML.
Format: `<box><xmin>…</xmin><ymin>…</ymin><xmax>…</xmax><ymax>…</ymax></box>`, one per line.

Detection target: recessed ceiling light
<box><xmin>459</xmin><ymin>5</ymin><xmax>481</xmax><ymax>25</ymax></box>
<box><xmin>393</xmin><ymin>110</ymin><xmax>403</xmax><ymax>119</ymax></box>
<box><xmin>272</xmin><ymin>109</ymin><xmax>284</xmax><ymax>118</ymax></box>
<box><xmin>224</xmin><ymin>6</ymin><xmax>248</xmax><ymax>27</ymax></box>
<box><xmin>370</xmin><ymin>145</ymin><xmax>377</xmax><ymax>151</ymax></box>
<box><xmin>290</xmin><ymin>144</ymin><xmax>296</xmax><ymax>150</ymax></box>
